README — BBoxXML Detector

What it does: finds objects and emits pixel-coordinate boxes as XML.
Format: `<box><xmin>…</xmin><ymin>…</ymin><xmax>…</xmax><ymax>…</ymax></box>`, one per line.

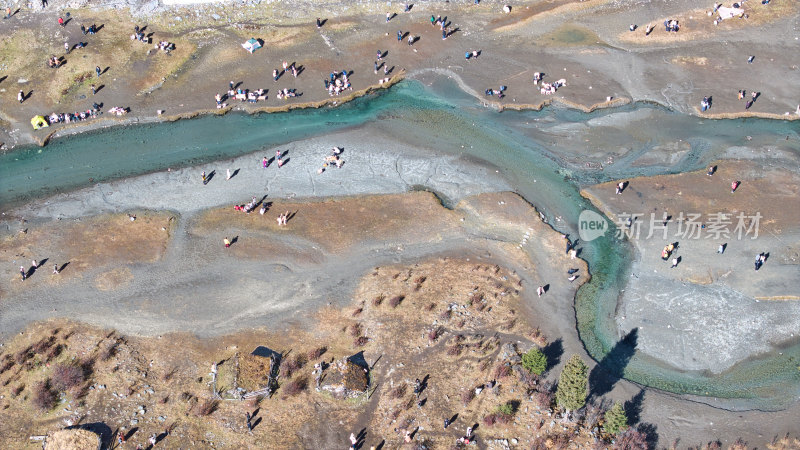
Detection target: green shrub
<box><xmin>521</xmin><ymin>347</ymin><xmax>548</xmax><ymax>375</ymax></box>
<box><xmin>603</xmin><ymin>402</ymin><xmax>629</xmax><ymax>435</ymax></box>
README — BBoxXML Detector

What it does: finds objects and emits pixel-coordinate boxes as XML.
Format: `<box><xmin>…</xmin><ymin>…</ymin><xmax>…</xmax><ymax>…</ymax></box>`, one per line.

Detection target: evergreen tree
<box><xmin>521</xmin><ymin>347</ymin><xmax>548</xmax><ymax>375</ymax></box>
<box><xmin>555</xmin><ymin>354</ymin><xmax>588</xmax><ymax>413</ymax></box>
<box><xmin>603</xmin><ymin>401</ymin><xmax>629</xmax><ymax>435</ymax></box>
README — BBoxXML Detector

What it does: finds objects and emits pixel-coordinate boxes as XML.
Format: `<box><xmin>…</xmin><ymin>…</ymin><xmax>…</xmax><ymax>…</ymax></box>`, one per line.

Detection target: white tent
<box><xmin>242</xmin><ymin>38</ymin><xmax>262</xmax><ymax>54</ymax></box>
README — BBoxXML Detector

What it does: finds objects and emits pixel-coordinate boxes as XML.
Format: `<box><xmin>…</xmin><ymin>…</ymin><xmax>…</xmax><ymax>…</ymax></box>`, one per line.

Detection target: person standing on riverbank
<box><xmin>20</xmin><ymin>266</ymin><xmax>26</xmax><ymax>281</ymax></box>
<box><xmin>95</xmin><ymin>66</ymin><xmax>101</xmax><ymax>77</ymax></box>
<box><xmin>224</xmin><ymin>237</ymin><xmax>231</xmax><ymax>248</ymax></box>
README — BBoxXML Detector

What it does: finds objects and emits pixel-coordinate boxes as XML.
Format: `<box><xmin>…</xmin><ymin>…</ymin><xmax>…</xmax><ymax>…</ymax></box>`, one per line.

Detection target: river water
<box><xmin>2</xmin><ymin>78</ymin><xmax>799</xmax><ymax>409</ymax></box>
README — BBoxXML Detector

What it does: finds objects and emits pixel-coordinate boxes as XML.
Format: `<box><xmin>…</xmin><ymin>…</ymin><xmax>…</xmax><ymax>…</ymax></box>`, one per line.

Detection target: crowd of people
<box><xmin>663</xmin><ymin>19</ymin><xmax>680</xmax><ymax>32</ymax></box>
<box><xmin>325</xmin><ymin>70</ymin><xmax>353</xmax><ymax>96</ymax></box>
<box><xmin>46</xmin><ymin>108</ymin><xmax>101</xmax><ymax>124</ymax></box>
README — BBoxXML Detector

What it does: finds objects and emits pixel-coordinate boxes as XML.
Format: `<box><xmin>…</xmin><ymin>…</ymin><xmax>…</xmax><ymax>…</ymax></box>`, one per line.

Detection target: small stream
<box><xmin>2</xmin><ymin>78</ymin><xmax>799</xmax><ymax>409</ymax></box>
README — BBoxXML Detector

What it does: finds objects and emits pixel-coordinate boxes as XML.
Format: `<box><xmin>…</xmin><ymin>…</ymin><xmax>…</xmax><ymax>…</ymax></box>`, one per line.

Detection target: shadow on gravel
<box><xmin>589</xmin><ymin>328</ymin><xmax>638</xmax><ymax>398</ymax></box>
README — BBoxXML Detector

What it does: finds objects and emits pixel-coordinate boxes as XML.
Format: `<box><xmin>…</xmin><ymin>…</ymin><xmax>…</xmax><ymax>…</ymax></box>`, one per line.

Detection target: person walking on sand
<box><xmin>18</xmin><ymin>90</ymin><xmax>24</xmax><ymax>103</ymax></box>
<box><xmin>537</xmin><ymin>285</ymin><xmax>544</xmax><ymax>297</ymax></box>
<box><xmin>717</xmin><ymin>244</ymin><xmax>725</xmax><ymax>254</ymax></box>
<box><xmin>224</xmin><ymin>237</ymin><xmax>231</xmax><ymax>248</ymax></box>
<box><xmin>53</xmin><ymin>264</ymin><xmax>60</xmax><ymax>274</ymax></box>
<box><xmin>95</xmin><ymin>66</ymin><xmax>101</xmax><ymax>77</ymax></box>
<box><xmin>64</xmin><ymin>41</ymin><xmax>70</xmax><ymax>53</ymax></box>
<box><xmin>20</xmin><ymin>266</ymin><xmax>26</xmax><ymax>281</ymax></box>
<box><xmin>671</xmin><ymin>257</ymin><xmax>678</xmax><ymax>268</ymax></box>
<box><xmin>731</xmin><ymin>180</ymin><xmax>740</xmax><ymax>193</ymax></box>
<box><xmin>90</xmin><ymin>84</ymin><xmax>96</xmax><ymax>95</ymax></box>
<box><xmin>4</xmin><ymin>7</ymin><xmax>11</xmax><ymax>19</ymax></box>
<box><xmin>316</xmin><ymin>17</ymin><xmax>321</xmax><ymax>28</ymax></box>
<box><xmin>226</xmin><ymin>168</ymin><xmax>231</xmax><ymax>180</ymax></box>
<box><xmin>262</xmin><ymin>156</ymin><xmax>268</xmax><ymax>168</ymax></box>
<box><xmin>246</xmin><ymin>412</ymin><xmax>252</xmax><ymax>432</ymax></box>
<box><xmin>58</xmin><ymin>16</ymin><xmax>64</xmax><ymax>27</ymax></box>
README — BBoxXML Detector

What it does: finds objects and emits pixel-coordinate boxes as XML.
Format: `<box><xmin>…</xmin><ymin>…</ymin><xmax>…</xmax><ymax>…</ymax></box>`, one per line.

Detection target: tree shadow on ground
<box><xmin>625</xmin><ymin>388</ymin><xmax>645</xmax><ymax>426</ymax></box>
<box><xmin>542</xmin><ymin>338</ymin><xmax>563</xmax><ymax>371</ymax></box>
<box><xmin>588</xmin><ymin>328</ymin><xmax>638</xmax><ymax>398</ymax></box>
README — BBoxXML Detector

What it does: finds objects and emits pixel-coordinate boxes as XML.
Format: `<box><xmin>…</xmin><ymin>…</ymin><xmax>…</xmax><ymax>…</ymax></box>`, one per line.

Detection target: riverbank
<box><xmin>1</xmin><ymin>0</ymin><xmax>798</xmax><ymax>150</ymax></box>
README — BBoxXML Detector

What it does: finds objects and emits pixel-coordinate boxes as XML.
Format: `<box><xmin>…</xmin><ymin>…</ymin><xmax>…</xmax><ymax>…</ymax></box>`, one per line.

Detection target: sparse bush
<box><xmin>32</xmin><ymin>337</ymin><xmax>54</xmax><ymax>354</ymax></box>
<box><xmin>482</xmin><ymin>413</ymin><xmax>497</xmax><ymax>426</ymax></box>
<box><xmin>522</xmin><ymin>347</ymin><xmax>548</xmax><ymax>376</ymax></box>
<box><xmin>279</xmin><ymin>354</ymin><xmax>307</xmax><ymax>379</ymax></box>
<box><xmin>424</xmin><ymin>302</ymin><xmax>435</xmax><ymax>311</ymax></box>
<box><xmin>180</xmin><ymin>391</ymin><xmax>193</xmax><ymax>402</ymax></box>
<box><xmin>351</xmin><ymin>307</ymin><xmax>363</xmax><ymax>317</ymax></box>
<box><xmin>530</xmin><ymin>328</ymin><xmax>548</xmax><ymax>347</ymax></box>
<box><xmin>428</xmin><ymin>326</ymin><xmax>443</xmax><ymax>342</ymax></box>
<box><xmin>390</xmin><ymin>383</ymin><xmax>407</xmax><ymax>399</ymax></box>
<box><xmin>479</xmin><ymin>359</ymin><xmax>491</xmax><ymax>372</ymax></box>
<box><xmin>460</xmin><ymin>388</ymin><xmax>475</xmax><ymax>406</ymax></box>
<box><xmin>469</xmin><ymin>292</ymin><xmax>483</xmax><ymax>306</ymax></box>
<box><xmin>51</xmin><ymin>363</ymin><xmax>85</xmax><ymax>393</ymax></box>
<box><xmin>307</xmin><ymin>347</ymin><xmax>327</xmax><ymax>361</ymax></box>
<box><xmin>46</xmin><ymin>344</ymin><xmax>62</xmax><ymax>361</ymax></box>
<box><xmin>728</xmin><ymin>438</ymin><xmax>748</xmax><ymax>450</ymax></box>
<box><xmin>98</xmin><ymin>341</ymin><xmax>117</xmax><ymax>361</ymax></box>
<box><xmin>353</xmin><ymin>336</ymin><xmax>369</xmax><ymax>347</ymax></box>
<box><xmin>158</xmin><ymin>395</ymin><xmax>169</xmax><ymax>404</ymax></box>
<box><xmin>388</xmin><ymin>295</ymin><xmax>404</xmax><ymax>308</ymax></box>
<box><xmin>502</xmin><ymin>319</ymin><xmax>516</xmax><ymax>330</ymax></box>
<box><xmin>193</xmin><ymin>398</ymin><xmax>218</xmax><ymax>416</ymax></box>
<box><xmin>14</xmin><ymin>348</ymin><xmax>31</xmax><ymax>365</ymax></box>
<box><xmin>372</xmin><ymin>295</ymin><xmax>384</xmax><ymax>306</ymax></box>
<box><xmin>532</xmin><ymin>389</ymin><xmax>553</xmax><ymax>409</ymax></box>
<box><xmin>493</xmin><ymin>363</ymin><xmax>511</xmax><ymax>379</ymax></box>
<box><xmin>283</xmin><ymin>377</ymin><xmax>308</xmax><ymax>396</ymax></box>
<box><xmin>349</xmin><ymin>323</ymin><xmax>363</xmax><ymax>337</ymax></box>
<box><xmin>0</xmin><ymin>359</ymin><xmax>14</xmax><ymax>374</ymax></box>
<box><xmin>518</xmin><ymin>370</ymin><xmax>538</xmax><ymax>390</ymax></box>
<box><xmin>456</xmin><ymin>319</ymin><xmax>466</xmax><ymax>328</ymax></box>
<box><xmin>11</xmin><ymin>384</ymin><xmax>24</xmax><ymax>397</ymax></box>
<box><xmin>612</xmin><ymin>427</ymin><xmax>648</xmax><ymax>450</ymax></box>
<box><xmin>439</xmin><ymin>309</ymin><xmax>452</xmax><ymax>320</ymax></box>
<box><xmin>32</xmin><ymin>380</ymin><xmax>56</xmax><ymax>411</ymax></box>
<box><xmin>389</xmin><ymin>409</ymin><xmax>402</xmax><ymax>420</ymax></box>
<box><xmin>475</xmin><ymin>302</ymin><xmax>487</xmax><ymax>312</ymax></box>
<box><xmin>414</xmin><ymin>276</ymin><xmax>426</xmax><ymax>284</ymax></box>
<box><xmin>447</xmin><ymin>344</ymin><xmax>463</xmax><ymax>356</ymax></box>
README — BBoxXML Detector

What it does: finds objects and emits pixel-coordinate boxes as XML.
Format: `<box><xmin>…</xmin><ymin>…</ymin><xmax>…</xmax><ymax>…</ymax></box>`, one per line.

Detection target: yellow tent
<box><xmin>31</xmin><ymin>115</ymin><xmax>49</xmax><ymax>130</ymax></box>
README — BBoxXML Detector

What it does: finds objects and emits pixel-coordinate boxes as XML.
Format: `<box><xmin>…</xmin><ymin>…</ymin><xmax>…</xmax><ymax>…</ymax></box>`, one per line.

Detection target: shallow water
<box><xmin>2</xmin><ymin>79</ymin><xmax>799</xmax><ymax>409</ymax></box>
